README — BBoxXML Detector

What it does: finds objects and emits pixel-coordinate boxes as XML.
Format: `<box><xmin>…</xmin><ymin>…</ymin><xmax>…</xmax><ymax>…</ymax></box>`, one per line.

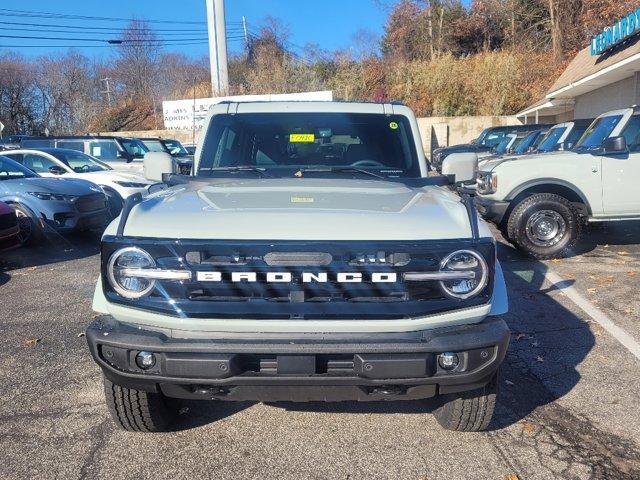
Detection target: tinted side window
<box><xmin>22</xmin><ymin>139</ymin><xmax>54</xmax><ymax>148</ymax></box>
<box><xmin>22</xmin><ymin>153</ymin><xmax>58</xmax><ymax>173</ymax></box>
<box><xmin>89</xmin><ymin>140</ymin><xmax>119</xmax><ymax>160</ymax></box>
<box><xmin>621</xmin><ymin>115</ymin><xmax>640</xmax><ymax>152</ymax></box>
<box><xmin>57</xmin><ymin>141</ymin><xmax>85</xmax><ymax>152</ymax></box>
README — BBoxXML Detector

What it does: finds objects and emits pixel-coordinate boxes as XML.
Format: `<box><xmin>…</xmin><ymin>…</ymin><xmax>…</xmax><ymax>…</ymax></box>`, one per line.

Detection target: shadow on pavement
<box><xmin>0</xmin><ymin>231</ymin><xmax>100</xmax><ymax>274</ymax></box>
<box><xmin>572</xmin><ymin>220</ymin><xmax>640</xmax><ymax>257</ymax></box>
<box><xmin>172</xmin><ymin>400</ymin><xmax>253</xmax><ymax>432</ymax></box>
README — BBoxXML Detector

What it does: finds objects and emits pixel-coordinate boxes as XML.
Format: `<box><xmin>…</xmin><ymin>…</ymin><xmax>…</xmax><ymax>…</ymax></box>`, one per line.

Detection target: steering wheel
<box><xmin>350</xmin><ymin>160</ymin><xmax>385</xmax><ymax>168</ymax></box>
<box><xmin>79</xmin><ymin>164</ymin><xmax>91</xmax><ymax>172</ymax></box>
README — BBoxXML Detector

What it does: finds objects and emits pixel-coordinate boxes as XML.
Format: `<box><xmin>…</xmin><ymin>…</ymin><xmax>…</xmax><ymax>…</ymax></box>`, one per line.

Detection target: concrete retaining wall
<box><xmin>101</xmin><ymin>115</ymin><xmax>522</xmax><ymax>159</ymax></box>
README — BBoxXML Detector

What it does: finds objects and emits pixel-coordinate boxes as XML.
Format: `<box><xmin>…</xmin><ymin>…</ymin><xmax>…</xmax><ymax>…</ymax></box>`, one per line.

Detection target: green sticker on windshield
<box><xmin>389</xmin><ymin>122</ymin><xmax>399</xmax><ymax>130</ymax></box>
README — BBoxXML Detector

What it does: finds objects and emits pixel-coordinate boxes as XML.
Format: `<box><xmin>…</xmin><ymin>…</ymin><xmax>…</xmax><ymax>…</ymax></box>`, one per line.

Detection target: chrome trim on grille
<box><xmin>119</xmin><ymin>268</ymin><xmax>192</xmax><ymax>281</ymax></box>
<box><xmin>403</xmin><ymin>271</ymin><xmax>476</xmax><ymax>281</ymax></box>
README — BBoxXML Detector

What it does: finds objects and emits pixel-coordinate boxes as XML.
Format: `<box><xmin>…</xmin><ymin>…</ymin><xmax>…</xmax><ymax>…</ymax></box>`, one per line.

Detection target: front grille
<box><xmin>0</xmin><ymin>211</ymin><xmax>17</xmax><ymax>231</ymax></box>
<box><xmin>76</xmin><ymin>194</ymin><xmax>107</xmax><ymax>213</ymax></box>
<box><xmin>102</xmin><ymin>238</ymin><xmax>495</xmax><ymax>320</ymax></box>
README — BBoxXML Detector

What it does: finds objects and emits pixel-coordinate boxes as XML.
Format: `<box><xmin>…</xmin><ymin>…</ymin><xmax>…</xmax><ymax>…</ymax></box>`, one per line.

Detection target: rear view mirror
<box><xmin>144</xmin><ymin>152</ymin><xmax>175</xmax><ymax>182</ymax></box>
<box><xmin>441</xmin><ymin>152</ymin><xmax>478</xmax><ymax>184</ymax></box>
<box><xmin>600</xmin><ymin>136</ymin><xmax>627</xmax><ymax>155</ymax></box>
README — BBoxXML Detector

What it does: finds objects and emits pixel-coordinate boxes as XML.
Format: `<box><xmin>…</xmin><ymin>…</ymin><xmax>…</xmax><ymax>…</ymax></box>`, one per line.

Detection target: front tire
<box><xmin>12</xmin><ymin>203</ymin><xmax>43</xmax><ymax>246</ymax></box>
<box><xmin>103</xmin><ymin>377</ymin><xmax>178</xmax><ymax>432</ymax></box>
<box><xmin>507</xmin><ymin>193</ymin><xmax>581</xmax><ymax>259</ymax></box>
<box><xmin>433</xmin><ymin>372</ymin><xmax>498</xmax><ymax>432</ymax></box>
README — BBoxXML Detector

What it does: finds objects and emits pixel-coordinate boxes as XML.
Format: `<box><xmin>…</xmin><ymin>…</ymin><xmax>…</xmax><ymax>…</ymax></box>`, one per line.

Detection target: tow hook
<box><xmin>369</xmin><ymin>386</ymin><xmax>407</xmax><ymax>396</ymax></box>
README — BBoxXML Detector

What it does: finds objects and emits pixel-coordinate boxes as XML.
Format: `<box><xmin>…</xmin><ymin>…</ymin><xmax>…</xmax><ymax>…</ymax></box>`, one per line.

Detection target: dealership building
<box><xmin>518</xmin><ymin>10</ymin><xmax>640</xmax><ymax>124</ymax></box>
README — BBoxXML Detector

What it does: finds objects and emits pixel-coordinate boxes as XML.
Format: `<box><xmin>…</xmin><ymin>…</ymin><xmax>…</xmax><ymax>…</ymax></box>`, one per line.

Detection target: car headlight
<box><xmin>106</xmin><ymin>246</ymin><xmax>192</xmax><ymax>299</ymax></box>
<box><xmin>439</xmin><ymin>250</ymin><xmax>489</xmax><ymax>299</ymax></box>
<box><xmin>477</xmin><ymin>172</ymin><xmax>497</xmax><ymax>194</ymax></box>
<box><xmin>107</xmin><ymin>247</ymin><xmax>157</xmax><ymax>299</ymax></box>
<box><xmin>28</xmin><ymin>192</ymin><xmax>78</xmax><ymax>201</ymax></box>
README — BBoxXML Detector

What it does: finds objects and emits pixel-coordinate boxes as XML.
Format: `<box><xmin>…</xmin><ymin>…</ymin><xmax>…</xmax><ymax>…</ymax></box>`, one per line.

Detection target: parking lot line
<box><xmin>545</xmin><ymin>268</ymin><xmax>640</xmax><ymax>361</ymax></box>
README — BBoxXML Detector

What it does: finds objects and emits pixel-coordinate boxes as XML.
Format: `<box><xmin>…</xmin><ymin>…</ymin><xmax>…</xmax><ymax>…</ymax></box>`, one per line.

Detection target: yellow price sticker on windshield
<box><xmin>290</xmin><ymin>133</ymin><xmax>315</xmax><ymax>143</ymax></box>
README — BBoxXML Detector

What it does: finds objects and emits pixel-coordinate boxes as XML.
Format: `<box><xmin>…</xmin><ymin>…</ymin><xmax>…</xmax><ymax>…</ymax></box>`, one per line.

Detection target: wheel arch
<box><xmin>505</xmin><ymin>179</ymin><xmax>592</xmax><ymax>218</ymax></box>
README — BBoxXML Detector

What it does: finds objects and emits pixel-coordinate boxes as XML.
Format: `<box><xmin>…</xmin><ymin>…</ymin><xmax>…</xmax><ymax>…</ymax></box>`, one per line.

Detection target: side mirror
<box><xmin>48</xmin><ymin>165</ymin><xmax>66</xmax><ymax>175</ymax></box>
<box><xmin>441</xmin><ymin>152</ymin><xmax>478</xmax><ymax>184</ymax></box>
<box><xmin>600</xmin><ymin>136</ymin><xmax>627</xmax><ymax>155</ymax></box>
<box><xmin>144</xmin><ymin>152</ymin><xmax>175</xmax><ymax>182</ymax></box>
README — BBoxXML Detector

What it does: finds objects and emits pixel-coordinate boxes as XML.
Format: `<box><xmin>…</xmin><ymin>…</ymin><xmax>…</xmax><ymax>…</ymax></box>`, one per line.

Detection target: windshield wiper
<box><xmin>299</xmin><ymin>167</ymin><xmax>386</xmax><ymax>180</ymax></box>
<box><xmin>204</xmin><ymin>166</ymin><xmax>273</xmax><ymax>178</ymax></box>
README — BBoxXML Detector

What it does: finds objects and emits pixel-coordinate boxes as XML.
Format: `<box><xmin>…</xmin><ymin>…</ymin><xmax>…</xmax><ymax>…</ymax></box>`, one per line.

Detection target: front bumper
<box><xmin>86</xmin><ymin>315</ymin><xmax>510</xmax><ymax>402</ymax></box>
<box><xmin>474</xmin><ymin>196</ymin><xmax>510</xmax><ymax>225</ymax></box>
<box><xmin>42</xmin><ymin>208</ymin><xmax>109</xmax><ymax>232</ymax></box>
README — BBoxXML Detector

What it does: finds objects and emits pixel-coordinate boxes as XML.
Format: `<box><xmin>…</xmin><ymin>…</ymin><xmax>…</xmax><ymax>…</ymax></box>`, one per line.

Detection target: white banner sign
<box><xmin>162</xmin><ymin>91</ymin><xmax>333</xmax><ymax>130</ymax></box>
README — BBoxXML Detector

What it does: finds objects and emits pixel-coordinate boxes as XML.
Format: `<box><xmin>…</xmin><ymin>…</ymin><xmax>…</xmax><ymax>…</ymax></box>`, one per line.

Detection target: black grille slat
<box><xmin>76</xmin><ymin>194</ymin><xmax>107</xmax><ymax>213</ymax></box>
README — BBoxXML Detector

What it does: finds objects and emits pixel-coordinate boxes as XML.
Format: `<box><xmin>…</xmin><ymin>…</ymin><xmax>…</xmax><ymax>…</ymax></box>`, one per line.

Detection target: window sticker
<box><xmin>389</xmin><ymin>122</ymin><xmax>399</xmax><ymax>130</ymax></box>
<box><xmin>289</xmin><ymin>133</ymin><xmax>315</xmax><ymax>143</ymax></box>
<box><xmin>92</xmin><ymin>146</ymin><xmax>102</xmax><ymax>157</ymax></box>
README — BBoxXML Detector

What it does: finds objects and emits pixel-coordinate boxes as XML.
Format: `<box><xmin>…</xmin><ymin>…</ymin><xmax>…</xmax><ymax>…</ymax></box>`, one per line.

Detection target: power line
<box><xmin>0</xmin><ymin>8</ymin><xmax>209</xmax><ymax>25</ymax></box>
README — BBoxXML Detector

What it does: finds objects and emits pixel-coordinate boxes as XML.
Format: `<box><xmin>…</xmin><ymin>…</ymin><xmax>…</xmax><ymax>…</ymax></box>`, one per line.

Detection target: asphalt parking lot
<box><xmin>1</xmin><ymin>223</ymin><xmax>640</xmax><ymax>480</ymax></box>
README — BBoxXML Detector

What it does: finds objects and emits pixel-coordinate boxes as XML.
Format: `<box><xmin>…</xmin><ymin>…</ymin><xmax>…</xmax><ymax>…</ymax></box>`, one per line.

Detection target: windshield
<box><xmin>142</xmin><ymin>140</ymin><xmax>167</xmax><ymax>153</ymax></box>
<box><xmin>537</xmin><ymin>127</ymin><xmax>566</xmax><ymax>152</ymax></box>
<box><xmin>120</xmin><ymin>139</ymin><xmax>149</xmax><ymax>158</ymax></box>
<box><xmin>513</xmin><ymin>131</ymin><xmax>541</xmax><ymax>155</ymax></box>
<box><xmin>163</xmin><ymin>139</ymin><xmax>189</xmax><ymax>156</ymax></box>
<box><xmin>494</xmin><ymin>136</ymin><xmax>514</xmax><ymax>155</ymax></box>
<box><xmin>198</xmin><ymin>113</ymin><xmax>421</xmax><ymax>178</ymax></box>
<box><xmin>50</xmin><ymin>150</ymin><xmax>110</xmax><ymax>172</ymax></box>
<box><xmin>574</xmin><ymin>115</ymin><xmax>623</xmax><ymax>151</ymax></box>
<box><xmin>0</xmin><ymin>155</ymin><xmax>38</xmax><ymax>179</ymax></box>
<box><xmin>474</xmin><ymin>128</ymin><xmax>492</xmax><ymax>145</ymax></box>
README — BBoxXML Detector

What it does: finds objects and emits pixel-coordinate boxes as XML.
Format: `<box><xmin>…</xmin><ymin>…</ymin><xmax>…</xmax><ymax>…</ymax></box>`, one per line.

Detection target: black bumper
<box><xmin>475</xmin><ymin>196</ymin><xmax>510</xmax><ymax>225</ymax></box>
<box><xmin>86</xmin><ymin>316</ymin><xmax>510</xmax><ymax>402</ymax></box>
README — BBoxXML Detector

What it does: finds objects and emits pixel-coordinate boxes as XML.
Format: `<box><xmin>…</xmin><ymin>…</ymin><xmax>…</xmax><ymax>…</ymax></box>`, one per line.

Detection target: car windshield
<box><xmin>474</xmin><ymin>128</ymin><xmax>492</xmax><ymax>145</ymax></box>
<box><xmin>142</xmin><ymin>140</ymin><xmax>167</xmax><ymax>153</ymax></box>
<box><xmin>494</xmin><ymin>136</ymin><xmax>514</xmax><ymax>155</ymax></box>
<box><xmin>0</xmin><ymin>155</ymin><xmax>38</xmax><ymax>179</ymax></box>
<box><xmin>198</xmin><ymin>113</ymin><xmax>421</xmax><ymax>178</ymax></box>
<box><xmin>163</xmin><ymin>139</ymin><xmax>189</xmax><ymax>156</ymax></box>
<box><xmin>49</xmin><ymin>150</ymin><xmax>110</xmax><ymax>172</ymax></box>
<box><xmin>537</xmin><ymin>126</ymin><xmax>567</xmax><ymax>152</ymax></box>
<box><xmin>513</xmin><ymin>131</ymin><xmax>542</xmax><ymax>155</ymax></box>
<box><xmin>120</xmin><ymin>139</ymin><xmax>149</xmax><ymax>158</ymax></box>
<box><xmin>574</xmin><ymin>115</ymin><xmax>623</xmax><ymax>151</ymax></box>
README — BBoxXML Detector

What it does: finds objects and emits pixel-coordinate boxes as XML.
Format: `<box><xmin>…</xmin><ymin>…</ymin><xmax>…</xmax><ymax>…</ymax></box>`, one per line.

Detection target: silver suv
<box><xmin>475</xmin><ymin>107</ymin><xmax>640</xmax><ymax>258</ymax></box>
<box><xmin>86</xmin><ymin>101</ymin><xmax>509</xmax><ymax>433</ymax></box>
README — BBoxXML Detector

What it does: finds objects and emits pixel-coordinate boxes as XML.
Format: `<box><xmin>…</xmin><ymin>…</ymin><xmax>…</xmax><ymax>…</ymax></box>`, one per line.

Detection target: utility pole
<box><xmin>101</xmin><ymin>77</ymin><xmax>112</xmax><ymax>107</ymax></box>
<box><xmin>242</xmin><ymin>15</ymin><xmax>249</xmax><ymax>50</ymax></box>
<box><xmin>206</xmin><ymin>0</ymin><xmax>229</xmax><ymax>96</ymax></box>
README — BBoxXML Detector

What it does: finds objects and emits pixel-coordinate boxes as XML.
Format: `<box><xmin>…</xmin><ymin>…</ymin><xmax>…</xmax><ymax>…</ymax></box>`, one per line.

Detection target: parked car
<box><xmin>139</xmin><ymin>137</ymin><xmax>193</xmax><ymax>175</ymax></box>
<box><xmin>87</xmin><ymin>100</ymin><xmax>509</xmax><ymax>433</ymax></box>
<box><xmin>475</xmin><ymin>107</ymin><xmax>640</xmax><ymax>258</ymax></box>
<box><xmin>431</xmin><ymin>123</ymin><xmax>551</xmax><ymax>171</ymax></box>
<box><xmin>20</xmin><ymin>136</ymin><xmax>149</xmax><ymax>171</ymax></box>
<box><xmin>0</xmin><ymin>155</ymin><xmax>109</xmax><ymax>244</ymax></box>
<box><xmin>183</xmin><ymin>143</ymin><xmax>197</xmax><ymax>155</ymax></box>
<box><xmin>535</xmin><ymin>119</ymin><xmax>593</xmax><ymax>153</ymax></box>
<box><xmin>2</xmin><ymin>148</ymin><xmax>153</xmax><ymax>216</ymax></box>
<box><xmin>0</xmin><ymin>134</ymin><xmax>30</xmax><ymax>146</ymax></box>
<box><xmin>0</xmin><ymin>200</ymin><xmax>20</xmax><ymax>252</ymax></box>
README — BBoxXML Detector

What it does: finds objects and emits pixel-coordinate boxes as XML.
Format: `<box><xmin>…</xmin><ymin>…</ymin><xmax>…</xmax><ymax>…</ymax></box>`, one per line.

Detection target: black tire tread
<box><xmin>433</xmin><ymin>373</ymin><xmax>498</xmax><ymax>432</ymax></box>
<box><xmin>103</xmin><ymin>377</ymin><xmax>176</xmax><ymax>432</ymax></box>
<box><xmin>506</xmin><ymin>193</ymin><xmax>581</xmax><ymax>260</ymax></box>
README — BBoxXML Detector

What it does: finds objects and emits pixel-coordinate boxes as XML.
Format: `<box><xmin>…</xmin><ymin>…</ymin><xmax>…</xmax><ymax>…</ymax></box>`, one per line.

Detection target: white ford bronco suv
<box><xmin>86</xmin><ymin>101</ymin><xmax>509</xmax><ymax>432</ymax></box>
<box><xmin>475</xmin><ymin>107</ymin><xmax>640</xmax><ymax>259</ymax></box>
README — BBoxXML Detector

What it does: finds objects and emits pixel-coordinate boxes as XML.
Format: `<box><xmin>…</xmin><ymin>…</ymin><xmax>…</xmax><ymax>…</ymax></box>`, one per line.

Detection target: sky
<box><xmin>0</xmin><ymin>0</ymin><xmax>404</xmax><ymax>59</ymax></box>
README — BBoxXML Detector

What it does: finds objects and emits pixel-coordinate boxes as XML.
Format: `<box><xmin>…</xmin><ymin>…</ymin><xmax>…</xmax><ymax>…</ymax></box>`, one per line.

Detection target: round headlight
<box><xmin>107</xmin><ymin>247</ymin><xmax>156</xmax><ymax>299</ymax></box>
<box><xmin>439</xmin><ymin>249</ymin><xmax>488</xmax><ymax>300</ymax></box>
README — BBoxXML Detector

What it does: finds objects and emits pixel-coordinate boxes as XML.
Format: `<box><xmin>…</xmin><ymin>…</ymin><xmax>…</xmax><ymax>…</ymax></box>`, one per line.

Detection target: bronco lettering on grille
<box><xmin>196</xmin><ymin>272</ymin><xmax>398</xmax><ymax>283</ymax></box>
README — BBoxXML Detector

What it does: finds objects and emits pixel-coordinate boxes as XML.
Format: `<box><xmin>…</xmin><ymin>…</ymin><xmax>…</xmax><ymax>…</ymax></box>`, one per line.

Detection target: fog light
<box><xmin>135</xmin><ymin>351</ymin><xmax>156</xmax><ymax>370</ymax></box>
<box><xmin>438</xmin><ymin>352</ymin><xmax>459</xmax><ymax>370</ymax></box>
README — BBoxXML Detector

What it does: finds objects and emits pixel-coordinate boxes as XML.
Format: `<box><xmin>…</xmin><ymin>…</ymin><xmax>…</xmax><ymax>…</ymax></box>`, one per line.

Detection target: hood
<box><xmin>480</xmin><ymin>151</ymin><xmax>569</xmax><ymax>172</ymax></box>
<box><xmin>2</xmin><ymin>177</ymin><xmax>103</xmax><ymax>195</ymax></box>
<box><xmin>119</xmin><ymin>178</ymin><xmax>478</xmax><ymax>241</ymax></box>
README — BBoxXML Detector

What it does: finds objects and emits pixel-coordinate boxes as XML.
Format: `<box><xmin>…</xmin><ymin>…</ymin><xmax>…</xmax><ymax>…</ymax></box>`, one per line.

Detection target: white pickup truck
<box><xmin>474</xmin><ymin>107</ymin><xmax>640</xmax><ymax>258</ymax></box>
